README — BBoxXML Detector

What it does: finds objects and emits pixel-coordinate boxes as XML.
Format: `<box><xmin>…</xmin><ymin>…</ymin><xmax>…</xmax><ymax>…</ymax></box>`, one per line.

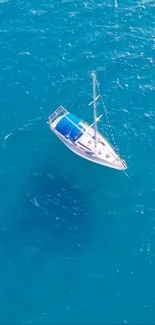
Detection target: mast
<box><xmin>91</xmin><ymin>72</ymin><xmax>97</xmax><ymax>154</ymax></box>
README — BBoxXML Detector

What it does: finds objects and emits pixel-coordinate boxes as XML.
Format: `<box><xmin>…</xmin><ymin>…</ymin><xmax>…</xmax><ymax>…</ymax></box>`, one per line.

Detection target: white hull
<box><xmin>56</xmin><ymin>132</ymin><xmax>125</xmax><ymax>170</ymax></box>
<box><xmin>48</xmin><ymin>107</ymin><xmax>127</xmax><ymax>171</ymax></box>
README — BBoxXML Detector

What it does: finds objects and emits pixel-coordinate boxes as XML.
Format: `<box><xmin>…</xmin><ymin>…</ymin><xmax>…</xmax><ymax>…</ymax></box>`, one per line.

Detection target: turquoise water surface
<box><xmin>0</xmin><ymin>0</ymin><xmax>155</xmax><ymax>323</ymax></box>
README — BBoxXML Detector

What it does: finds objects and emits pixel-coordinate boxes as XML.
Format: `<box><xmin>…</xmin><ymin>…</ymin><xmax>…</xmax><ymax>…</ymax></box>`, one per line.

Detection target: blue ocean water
<box><xmin>0</xmin><ymin>0</ymin><xmax>155</xmax><ymax>323</ymax></box>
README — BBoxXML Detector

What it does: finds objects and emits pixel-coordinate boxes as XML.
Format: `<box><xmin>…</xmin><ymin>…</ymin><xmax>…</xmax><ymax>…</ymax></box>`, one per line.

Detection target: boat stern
<box><xmin>48</xmin><ymin>106</ymin><xmax>67</xmax><ymax>124</ymax></box>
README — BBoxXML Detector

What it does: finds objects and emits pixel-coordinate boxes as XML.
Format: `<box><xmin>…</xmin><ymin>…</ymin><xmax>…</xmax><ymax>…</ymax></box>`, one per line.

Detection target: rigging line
<box><xmin>96</xmin><ymin>82</ymin><xmax>119</xmax><ymax>155</ymax></box>
<box><xmin>69</xmin><ymin>78</ymin><xmax>90</xmax><ymax>111</ymax></box>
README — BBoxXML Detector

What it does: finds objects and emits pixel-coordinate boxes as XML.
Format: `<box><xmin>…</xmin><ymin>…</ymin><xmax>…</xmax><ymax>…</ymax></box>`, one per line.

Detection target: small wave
<box><xmin>0</xmin><ymin>0</ymin><xmax>8</xmax><ymax>3</ymax></box>
<box><xmin>3</xmin><ymin>133</ymin><xmax>14</xmax><ymax>141</ymax></box>
<box><xmin>30</xmin><ymin>197</ymin><xmax>40</xmax><ymax>208</ymax></box>
<box><xmin>29</xmin><ymin>9</ymin><xmax>48</xmax><ymax>16</ymax></box>
<box><xmin>18</xmin><ymin>51</ymin><xmax>31</xmax><ymax>56</ymax></box>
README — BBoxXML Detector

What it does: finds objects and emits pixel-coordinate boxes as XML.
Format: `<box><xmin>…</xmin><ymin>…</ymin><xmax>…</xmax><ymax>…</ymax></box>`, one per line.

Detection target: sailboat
<box><xmin>48</xmin><ymin>73</ymin><xmax>127</xmax><ymax>170</ymax></box>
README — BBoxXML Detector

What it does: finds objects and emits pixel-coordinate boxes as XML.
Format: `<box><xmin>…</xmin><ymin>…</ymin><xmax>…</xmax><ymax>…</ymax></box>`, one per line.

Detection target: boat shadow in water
<box><xmin>16</xmin><ymin>163</ymin><xmax>94</xmax><ymax>257</ymax></box>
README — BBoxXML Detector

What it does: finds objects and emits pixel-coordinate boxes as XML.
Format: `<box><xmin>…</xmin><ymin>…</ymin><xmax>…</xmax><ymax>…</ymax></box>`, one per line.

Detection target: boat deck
<box><xmin>50</xmin><ymin>115</ymin><xmax>126</xmax><ymax>169</ymax></box>
<box><xmin>76</xmin><ymin>121</ymin><xmax>119</xmax><ymax>164</ymax></box>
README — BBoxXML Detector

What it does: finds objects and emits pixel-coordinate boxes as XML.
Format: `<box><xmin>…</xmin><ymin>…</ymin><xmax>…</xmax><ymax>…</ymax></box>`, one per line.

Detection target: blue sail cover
<box><xmin>55</xmin><ymin>113</ymin><xmax>85</xmax><ymax>142</ymax></box>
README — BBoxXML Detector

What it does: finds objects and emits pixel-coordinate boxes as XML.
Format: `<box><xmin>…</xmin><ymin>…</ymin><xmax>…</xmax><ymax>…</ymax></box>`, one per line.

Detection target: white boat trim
<box><xmin>48</xmin><ymin>73</ymin><xmax>127</xmax><ymax>171</ymax></box>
